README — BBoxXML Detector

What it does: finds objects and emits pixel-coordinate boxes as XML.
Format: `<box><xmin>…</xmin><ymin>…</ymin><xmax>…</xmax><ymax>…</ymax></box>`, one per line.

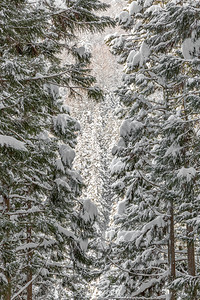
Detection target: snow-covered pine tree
<box><xmin>100</xmin><ymin>0</ymin><xmax>200</xmax><ymax>299</ymax></box>
<box><xmin>98</xmin><ymin>2</ymin><xmax>170</xmax><ymax>298</ymax></box>
<box><xmin>145</xmin><ymin>1</ymin><xmax>200</xmax><ymax>298</ymax></box>
<box><xmin>0</xmin><ymin>0</ymin><xmax>114</xmax><ymax>299</ymax></box>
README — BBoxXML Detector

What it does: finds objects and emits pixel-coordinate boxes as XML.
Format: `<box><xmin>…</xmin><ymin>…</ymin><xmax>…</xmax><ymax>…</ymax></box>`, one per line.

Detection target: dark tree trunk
<box><xmin>187</xmin><ymin>224</ymin><xmax>197</xmax><ymax>299</ymax></box>
<box><xmin>27</xmin><ymin>200</ymin><xmax>32</xmax><ymax>300</ymax></box>
<box><xmin>4</xmin><ymin>196</ymin><xmax>11</xmax><ymax>300</ymax></box>
<box><xmin>187</xmin><ymin>224</ymin><xmax>195</xmax><ymax>276</ymax></box>
<box><xmin>5</xmin><ymin>275</ymin><xmax>11</xmax><ymax>300</ymax></box>
<box><xmin>168</xmin><ymin>200</ymin><xmax>176</xmax><ymax>300</ymax></box>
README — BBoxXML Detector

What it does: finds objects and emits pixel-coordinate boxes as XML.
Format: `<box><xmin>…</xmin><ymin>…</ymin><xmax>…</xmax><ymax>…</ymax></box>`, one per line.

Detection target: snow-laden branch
<box><xmin>11</xmin><ymin>267</ymin><xmax>42</xmax><ymax>299</ymax></box>
<box><xmin>98</xmin><ymin>296</ymin><xmax>166</xmax><ymax>300</ymax></box>
<box><xmin>137</xmin><ymin>170</ymin><xmax>164</xmax><ymax>190</ymax></box>
<box><xmin>11</xmin><ymin>254</ymin><xmax>50</xmax><ymax>300</ymax></box>
<box><xmin>25</xmin><ymin>70</ymin><xmax>70</xmax><ymax>81</ymax></box>
<box><xmin>107</xmin><ymin>257</ymin><xmax>167</xmax><ymax>278</ymax></box>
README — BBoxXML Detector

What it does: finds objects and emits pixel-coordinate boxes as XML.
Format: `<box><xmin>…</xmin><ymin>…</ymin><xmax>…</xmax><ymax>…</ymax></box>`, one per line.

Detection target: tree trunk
<box><xmin>187</xmin><ymin>223</ymin><xmax>197</xmax><ymax>299</ymax></box>
<box><xmin>4</xmin><ymin>274</ymin><xmax>11</xmax><ymax>300</ymax></box>
<box><xmin>4</xmin><ymin>196</ymin><xmax>11</xmax><ymax>300</ymax></box>
<box><xmin>27</xmin><ymin>263</ymin><xmax>32</xmax><ymax>300</ymax></box>
<box><xmin>27</xmin><ymin>200</ymin><xmax>32</xmax><ymax>300</ymax></box>
<box><xmin>168</xmin><ymin>200</ymin><xmax>176</xmax><ymax>300</ymax></box>
<box><xmin>187</xmin><ymin>224</ymin><xmax>195</xmax><ymax>276</ymax></box>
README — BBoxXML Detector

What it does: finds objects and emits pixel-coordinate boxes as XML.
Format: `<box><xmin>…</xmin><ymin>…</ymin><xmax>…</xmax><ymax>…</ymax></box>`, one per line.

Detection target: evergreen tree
<box><xmin>0</xmin><ymin>0</ymin><xmax>114</xmax><ymax>299</ymax></box>
<box><xmin>100</xmin><ymin>0</ymin><xmax>200</xmax><ymax>299</ymax></box>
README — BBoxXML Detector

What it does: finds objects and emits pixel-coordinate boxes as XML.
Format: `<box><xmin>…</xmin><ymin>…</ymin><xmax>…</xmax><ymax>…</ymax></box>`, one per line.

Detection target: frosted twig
<box><xmin>107</xmin><ymin>257</ymin><xmax>166</xmax><ymax>277</ymax></box>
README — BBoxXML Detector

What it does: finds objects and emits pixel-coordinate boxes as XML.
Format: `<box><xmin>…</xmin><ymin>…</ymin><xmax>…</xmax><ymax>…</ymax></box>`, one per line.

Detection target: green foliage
<box><xmin>0</xmin><ymin>0</ymin><xmax>114</xmax><ymax>299</ymax></box>
<box><xmin>100</xmin><ymin>0</ymin><xmax>200</xmax><ymax>299</ymax></box>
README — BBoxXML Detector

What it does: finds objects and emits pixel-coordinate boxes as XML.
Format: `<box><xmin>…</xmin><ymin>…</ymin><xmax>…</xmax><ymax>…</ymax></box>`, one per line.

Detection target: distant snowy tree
<box><xmin>0</xmin><ymin>0</ymin><xmax>114</xmax><ymax>299</ymax></box>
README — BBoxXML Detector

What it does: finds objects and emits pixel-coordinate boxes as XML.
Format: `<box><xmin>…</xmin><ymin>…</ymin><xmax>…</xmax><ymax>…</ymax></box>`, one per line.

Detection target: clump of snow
<box><xmin>0</xmin><ymin>135</ymin><xmax>27</xmax><ymax>151</ymax></box>
<box><xmin>116</xmin><ymin>199</ymin><xmax>126</xmax><ymax>215</ymax></box>
<box><xmin>125</xmin><ymin>41</ymin><xmax>150</xmax><ymax>69</ymax></box>
<box><xmin>51</xmin><ymin>0</ymin><xmax>67</xmax><ymax>9</ymax></box>
<box><xmin>129</xmin><ymin>1</ymin><xmax>142</xmax><ymax>15</ymax></box>
<box><xmin>117</xmin><ymin>137</ymin><xmax>126</xmax><ymax>148</ymax></box>
<box><xmin>40</xmin><ymin>239</ymin><xmax>56</xmax><ymax>248</ymax></box>
<box><xmin>56</xmin><ymin>158</ymin><xmax>65</xmax><ymax>173</ymax></box>
<box><xmin>104</xmin><ymin>32</ymin><xmax>118</xmax><ymax>43</ymax></box>
<box><xmin>168</xmin><ymin>115</ymin><xmax>179</xmax><ymax>122</ymax></box>
<box><xmin>35</xmin><ymin>73</ymin><xmax>43</xmax><ymax>79</ymax></box>
<box><xmin>76</xmin><ymin>46</ymin><xmax>86</xmax><ymax>58</ymax></box>
<box><xmin>177</xmin><ymin>167</ymin><xmax>196</xmax><ymax>182</ymax></box>
<box><xmin>120</xmin><ymin>119</ymin><xmax>143</xmax><ymax>137</ymax></box>
<box><xmin>126</xmin><ymin>49</ymin><xmax>137</xmax><ymax>67</ymax></box>
<box><xmin>66</xmin><ymin>169</ymin><xmax>82</xmax><ymax>183</ymax></box>
<box><xmin>59</xmin><ymin>144</ymin><xmax>75</xmax><ymax>167</ymax></box>
<box><xmin>140</xmin><ymin>41</ymin><xmax>150</xmax><ymax>64</ymax></box>
<box><xmin>79</xmin><ymin>239</ymin><xmax>88</xmax><ymax>251</ymax></box>
<box><xmin>181</xmin><ymin>38</ymin><xmax>200</xmax><ymax>59</ymax></box>
<box><xmin>112</xmin><ymin>145</ymin><xmax>118</xmax><ymax>155</ymax></box>
<box><xmin>110</xmin><ymin>158</ymin><xmax>125</xmax><ymax>175</ymax></box>
<box><xmin>81</xmin><ymin>199</ymin><xmax>98</xmax><ymax>222</ymax></box>
<box><xmin>116</xmin><ymin>230</ymin><xmax>140</xmax><ymax>243</ymax></box>
<box><xmin>164</xmin><ymin>114</ymin><xmax>182</xmax><ymax>129</ymax></box>
<box><xmin>44</xmin><ymin>83</ymin><xmax>59</xmax><ymax>100</ymax></box>
<box><xmin>117</xmin><ymin>11</ymin><xmax>130</xmax><ymax>25</ymax></box>
<box><xmin>144</xmin><ymin>0</ymin><xmax>153</xmax><ymax>7</ymax></box>
<box><xmin>126</xmin><ymin>49</ymin><xmax>142</xmax><ymax>69</ymax></box>
<box><xmin>182</xmin><ymin>38</ymin><xmax>195</xmax><ymax>59</ymax></box>
<box><xmin>0</xmin><ymin>273</ymin><xmax>8</xmax><ymax>283</ymax></box>
<box><xmin>112</xmin><ymin>179</ymin><xmax>125</xmax><ymax>191</ymax></box>
<box><xmin>187</xmin><ymin>78</ymin><xmax>195</xmax><ymax>85</ymax></box>
<box><xmin>116</xmin><ymin>216</ymin><xmax>166</xmax><ymax>246</ymax></box>
<box><xmin>38</xmin><ymin>130</ymin><xmax>50</xmax><ymax>141</ymax></box>
<box><xmin>131</xmin><ymin>271</ymin><xmax>168</xmax><ymax>297</ymax></box>
<box><xmin>131</xmin><ymin>51</ymin><xmax>141</xmax><ymax>67</ymax></box>
<box><xmin>54</xmin><ymin>114</ymin><xmax>80</xmax><ymax>134</ymax></box>
<box><xmin>106</xmin><ymin>229</ymin><xmax>115</xmax><ymax>240</ymax></box>
<box><xmin>135</xmin><ymin>73</ymin><xmax>145</xmax><ymax>82</ymax></box>
<box><xmin>145</xmin><ymin>4</ymin><xmax>161</xmax><ymax>14</ymax></box>
<box><xmin>61</xmin><ymin>104</ymin><xmax>70</xmax><ymax>114</ymax></box>
<box><xmin>164</xmin><ymin>144</ymin><xmax>182</xmax><ymax>157</ymax></box>
<box><xmin>75</xmin><ymin>46</ymin><xmax>90</xmax><ymax>60</ymax></box>
<box><xmin>116</xmin><ymin>230</ymin><xmax>126</xmax><ymax>242</ymax></box>
<box><xmin>133</xmin><ymin>20</ymin><xmax>142</xmax><ymax>32</ymax></box>
<box><xmin>57</xmin><ymin>224</ymin><xmax>75</xmax><ymax>239</ymax></box>
<box><xmin>10</xmin><ymin>215</ymin><xmax>18</xmax><ymax>221</ymax></box>
<box><xmin>120</xmin><ymin>119</ymin><xmax>132</xmax><ymax>137</ymax></box>
<box><xmin>41</xmin><ymin>268</ymin><xmax>49</xmax><ymax>276</ymax></box>
<box><xmin>54</xmin><ymin>178</ymin><xmax>71</xmax><ymax>192</ymax></box>
<box><xmin>116</xmin><ymin>284</ymin><xmax>126</xmax><ymax>296</ymax></box>
<box><xmin>131</xmin><ymin>120</ymin><xmax>144</xmax><ymax>132</ymax></box>
<box><xmin>110</xmin><ymin>35</ymin><xmax>125</xmax><ymax>51</ymax></box>
<box><xmin>142</xmin><ymin>216</ymin><xmax>165</xmax><ymax>233</ymax></box>
<box><xmin>16</xmin><ymin>242</ymin><xmax>39</xmax><ymax>251</ymax></box>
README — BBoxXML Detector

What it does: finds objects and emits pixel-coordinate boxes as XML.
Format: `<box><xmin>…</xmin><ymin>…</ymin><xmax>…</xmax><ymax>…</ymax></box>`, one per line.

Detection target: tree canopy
<box><xmin>0</xmin><ymin>0</ymin><xmax>114</xmax><ymax>299</ymax></box>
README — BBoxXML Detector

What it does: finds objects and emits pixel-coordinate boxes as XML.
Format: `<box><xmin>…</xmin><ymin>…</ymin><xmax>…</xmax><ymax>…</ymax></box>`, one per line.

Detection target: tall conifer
<box><xmin>101</xmin><ymin>0</ymin><xmax>200</xmax><ymax>299</ymax></box>
<box><xmin>0</xmin><ymin>0</ymin><xmax>114</xmax><ymax>299</ymax></box>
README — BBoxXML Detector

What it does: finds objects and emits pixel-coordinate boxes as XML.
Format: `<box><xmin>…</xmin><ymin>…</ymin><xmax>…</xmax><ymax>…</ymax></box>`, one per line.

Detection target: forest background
<box><xmin>0</xmin><ymin>0</ymin><xmax>200</xmax><ymax>300</ymax></box>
